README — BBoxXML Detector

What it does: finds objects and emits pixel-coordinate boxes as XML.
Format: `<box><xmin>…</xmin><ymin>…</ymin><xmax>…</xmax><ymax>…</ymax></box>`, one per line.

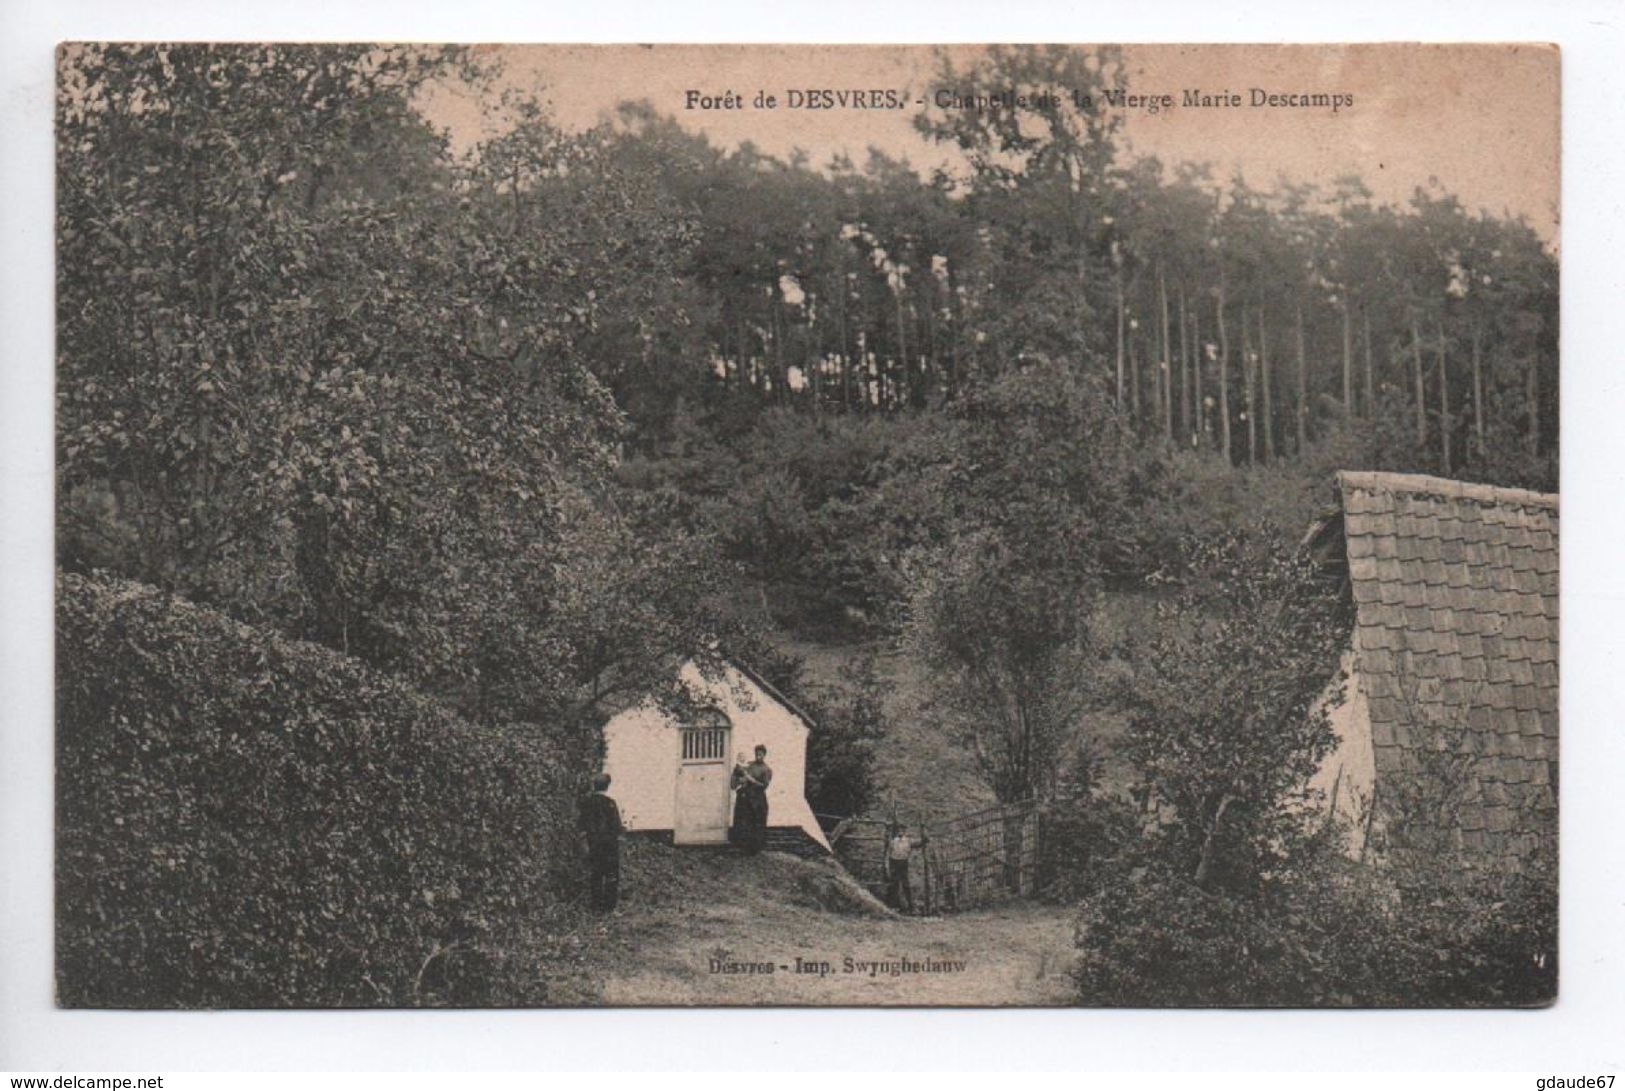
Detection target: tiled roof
<box><xmin>1337</xmin><ymin>470</ymin><xmax>1558</xmax><ymax>864</ymax></box>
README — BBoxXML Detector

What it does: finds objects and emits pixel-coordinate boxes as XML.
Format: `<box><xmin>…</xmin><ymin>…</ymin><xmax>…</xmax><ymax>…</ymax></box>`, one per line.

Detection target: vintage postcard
<box><xmin>55</xmin><ymin>42</ymin><xmax>1558</xmax><ymax>1008</ymax></box>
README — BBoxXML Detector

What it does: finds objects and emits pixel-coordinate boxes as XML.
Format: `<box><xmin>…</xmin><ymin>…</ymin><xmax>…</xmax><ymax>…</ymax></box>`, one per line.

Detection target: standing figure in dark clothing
<box><xmin>730</xmin><ymin>745</ymin><xmax>773</xmax><ymax>853</ymax></box>
<box><xmin>578</xmin><ymin>773</ymin><xmax>623</xmax><ymax>911</ymax></box>
<box><xmin>885</xmin><ymin>824</ymin><xmax>915</xmax><ymax>914</ymax></box>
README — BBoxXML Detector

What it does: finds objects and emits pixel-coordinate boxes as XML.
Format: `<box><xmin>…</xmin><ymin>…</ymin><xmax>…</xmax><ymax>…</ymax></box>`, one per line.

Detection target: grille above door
<box><xmin>680</xmin><ymin>707</ymin><xmax>731</xmax><ymax>763</ymax></box>
<box><xmin>681</xmin><ymin>724</ymin><xmax>729</xmax><ymax>762</ymax></box>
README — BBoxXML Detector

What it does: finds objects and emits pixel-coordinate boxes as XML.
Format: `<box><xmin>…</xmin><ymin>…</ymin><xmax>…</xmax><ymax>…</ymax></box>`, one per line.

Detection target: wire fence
<box><xmin>824</xmin><ymin>799</ymin><xmax>1041</xmax><ymax>915</ymax></box>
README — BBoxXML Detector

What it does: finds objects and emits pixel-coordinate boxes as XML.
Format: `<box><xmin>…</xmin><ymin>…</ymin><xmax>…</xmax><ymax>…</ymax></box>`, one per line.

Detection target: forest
<box><xmin>55</xmin><ymin>43</ymin><xmax>1558</xmax><ymax>1007</ymax></box>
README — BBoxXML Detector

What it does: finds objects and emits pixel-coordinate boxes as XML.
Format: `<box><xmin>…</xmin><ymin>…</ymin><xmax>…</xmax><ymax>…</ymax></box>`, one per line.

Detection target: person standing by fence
<box><xmin>578</xmin><ymin>773</ymin><xmax>624</xmax><ymax>911</ymax></box>
<box><xmin>885</xmin><ymin>824</ymin><xmax>915</xmax><ymax>914</ymax></box>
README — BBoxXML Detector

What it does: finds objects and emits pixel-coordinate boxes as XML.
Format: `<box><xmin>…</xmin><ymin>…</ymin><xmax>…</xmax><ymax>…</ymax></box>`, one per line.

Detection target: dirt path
<box><xmin>580</xmin><ymin>844</ymin><xmax>1079</xmax><ymax>1006</ymax></box>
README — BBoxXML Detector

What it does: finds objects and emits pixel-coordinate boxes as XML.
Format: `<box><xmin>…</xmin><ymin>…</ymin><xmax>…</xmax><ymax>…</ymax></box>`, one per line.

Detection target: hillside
<box><xmin>779</xmin><ymin>591</ymin><xmax>1155</xmax><ymax>826</ymax></box>
<box><xmin>577</xmin><ymin>839</ymin><xmax>1080</xmax><ymax>1006</ymax></box>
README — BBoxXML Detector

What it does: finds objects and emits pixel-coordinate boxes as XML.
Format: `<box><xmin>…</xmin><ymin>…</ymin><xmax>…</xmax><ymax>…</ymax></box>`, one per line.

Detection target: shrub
<box><xmin>57</xmin><ymin>571</ymin><xmax>590</xmax><ymax>1008</ymax></box>
<box><xmin>1035</xmin><ymin>747</ymin><xmax>1143</xmax><ymax>904</ymax></box>
<box><xmin>1075</xmin><ymin>541</ymin><xmax>1553</xmax><ymax>1008</ymax></box>
<box><xmin>731</xmin><ymin>645</ymin><xmax>887</xmax><ymax>823</ymax></box>
<box><xmin>1072</xmin><ymin>843</ymin><xmax>1557</xmax><ymax>1007</ymax></box>
<box><xmin>801</xmin><ymin>654</ymin><xmax>888</xmax><ymax>821</ymax></box>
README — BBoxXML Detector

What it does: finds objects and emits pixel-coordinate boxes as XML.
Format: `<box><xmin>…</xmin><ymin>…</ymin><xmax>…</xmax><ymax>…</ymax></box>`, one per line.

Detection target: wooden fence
<box><xmin>826</xmin><ymin>800</ymin><xmax>1041</xmax><ymax>915</ymax></box>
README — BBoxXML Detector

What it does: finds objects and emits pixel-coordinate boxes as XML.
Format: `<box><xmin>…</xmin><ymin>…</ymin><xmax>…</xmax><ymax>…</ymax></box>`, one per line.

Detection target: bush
<box><xmin>1035</xmin><ymin>748</ymin><xmax>1143</xmax><ymax>904</ymax></box>
<box><xmin>1072</xmin><ymin>845</ymin><xmax>1557</xmax><ymax>1007</ymax></box>
<box><xmin>57</xmin><ymin>571</ymin><xmax>590</xmax><ymax>1008</ymax></box>
<box><xmin>731</xmin><ymin>645</ymin><xmax>886</xmax><ymax>823</ymax></box>
<box><xmin>801</xmin><ymin>654</ymin><xmax>888</xmax><ymax>821</ymax></box>
<box><xmin>1071</xmin><ymin>479</ymin><xmax>1554</xmax><ymax>1009</ymax></box>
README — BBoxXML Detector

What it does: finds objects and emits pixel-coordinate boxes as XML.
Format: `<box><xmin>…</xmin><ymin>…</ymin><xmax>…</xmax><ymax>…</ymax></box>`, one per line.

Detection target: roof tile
<box><xmin>1334</xmin><ymin>471</ymin><xmax>1558</xmax><ymax>869</ymax></box>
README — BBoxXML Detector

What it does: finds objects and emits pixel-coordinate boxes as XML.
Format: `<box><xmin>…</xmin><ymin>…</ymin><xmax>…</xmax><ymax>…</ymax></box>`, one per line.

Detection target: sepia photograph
<box><xmin>52</xmin><ymin>41</ymin><xmax>1559</xmax><ymax>1010</ymax></box>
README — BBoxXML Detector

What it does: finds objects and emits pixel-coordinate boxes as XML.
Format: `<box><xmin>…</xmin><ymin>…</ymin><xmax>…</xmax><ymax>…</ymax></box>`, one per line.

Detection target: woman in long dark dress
<box><xmin>730</xmin><ymin>745</ymin><xmax>772</xmax><ymax>853</ymax></box>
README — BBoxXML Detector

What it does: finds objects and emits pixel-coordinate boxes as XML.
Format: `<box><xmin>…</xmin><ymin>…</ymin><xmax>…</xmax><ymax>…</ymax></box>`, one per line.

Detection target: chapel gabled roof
<box><xmin>728</xmin><ymin>657</ymin><xmax>819</xmax><ymax>731</ymax></box>
<box><xmin>1337</xmin><ymin>470</ymin><xmax>1558</xmax><ymax>863</ymax></box>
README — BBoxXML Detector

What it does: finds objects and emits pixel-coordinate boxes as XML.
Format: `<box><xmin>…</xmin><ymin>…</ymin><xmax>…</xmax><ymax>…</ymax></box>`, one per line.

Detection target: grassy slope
<box><xmin>786</xmin><ymin>638</ymin><xmax>993</xmax><ymax>823</ymax></box>
<box><xmin>779</xmin><ymin>589</ymin><xmax>1156</xmax><ymax>825</ymax></box>
<box><xmin>584</xmin><ymin>839</ymin><xmax>1078</xmax><ymax>1006</ymax></box>
<box><xmin>564</xmin><ymin>590</ymin><xmax>1168</xmax><ymax>1007</ymax></box>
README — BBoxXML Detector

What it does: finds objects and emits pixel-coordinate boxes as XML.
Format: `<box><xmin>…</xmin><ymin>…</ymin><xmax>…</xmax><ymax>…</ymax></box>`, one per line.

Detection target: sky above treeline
<box><xmin>417</xmin><ymin>43</ymin><xmax>1559</xmax><ymax>245</ymax></box>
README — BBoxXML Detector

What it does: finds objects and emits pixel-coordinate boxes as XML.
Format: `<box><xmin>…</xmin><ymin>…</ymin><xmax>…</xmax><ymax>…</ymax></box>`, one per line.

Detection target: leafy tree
<box><xmin>906</xmin><ymin>528</ymin><xmax>1092</xmax><ymax>803</ymax></box>
<box><xmin>1115</xmin><ymin>532</ymin><xmax>1352</xmax><ymax>890</ymax></box>
<box><xmin>801</xmin><ymin>654</ymin><xmax>890</xmax><ymax>820</ymax></box>
<box><xmin>57</xmin><ymin>43</ymin><xmax>467</xmax><ymax>597</ymax></box>
<box><xmin>903</xmin><ymin>358</ymin><xmax>1157</xmax><ymax>803</ymax></box>
<box><xmin>916</xmin><ymin>46</ymin><xmax>1126</xmax><ymax>374</ymax></box>
<box><xmin>57</xmin><ymin>44</ymin><xmax>740</xmax><ymax>735</ymax></box>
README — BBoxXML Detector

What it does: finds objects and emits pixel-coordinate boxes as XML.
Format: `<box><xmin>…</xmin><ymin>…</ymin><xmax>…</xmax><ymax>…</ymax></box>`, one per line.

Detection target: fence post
<box><xmin>1001</xmin><ymin>803</ymin><xmax>1023</xmax><ymax>894</ymax></box>
<box><xmin>920</xmin><ymin>823</ymin><xmax>932</xmax><ymax>917</ymax></box>
<box><xmin>1023</xmin><ymin>804</ymin><xmax>1036</xmax><ymax>897</ymax></box>
<box><xmin>1029</xmin><ymin>804</ymin><xmax>1040</xmax><ymax>897</ymax></box>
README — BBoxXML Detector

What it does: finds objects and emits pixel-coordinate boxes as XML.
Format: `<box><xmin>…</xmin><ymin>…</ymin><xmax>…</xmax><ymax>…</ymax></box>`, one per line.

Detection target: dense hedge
<box><xmin>1072</xmin><ymin>852</ymin><xmax>1557</xmax><ymax>1007</ymax></box>
<box><xmin>57</xmin><ymin>571</ymin><xmax>587</xmax><ymax>1007</ymax></box>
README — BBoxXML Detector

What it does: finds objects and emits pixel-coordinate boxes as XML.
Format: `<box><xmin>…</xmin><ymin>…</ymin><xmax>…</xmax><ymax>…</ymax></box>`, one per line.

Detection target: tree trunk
<box><xmin>1193</xmin><ymin>308</ymin><xmax>1205</xmax><ymax>445</ymax></box>
<box><xmin>807</xmin><ymin>305</ymin><xmax>822</xmax><ymax>412</ymax></box>
<box><xmin>1153</xmin><ymin>344</ymin><xmax>1165</xmax><ymax>438</ymax></box>
<box><xmin>878</xmin><ymin>333</ymin><xmax>889</xmax><ymax>410</ymax></box>
<box><xmin>1129</xmin><ymin>327</ymin><xmax>1142</xmax><ymax>424</ymax></box>
<box><xmin>924</xmin><ymin>282</ymin><xmax>938</xmax><ymax>402</ymax></box>
<box><xmin>838</xmin><ymin>274</ymin><xmax>853</xmax><ymax>410</ymax></box>
<box><xmin>1115</xmin><ymin>272</ymin><xmax>1126</xmax><ymax>406</ymax></box>
<box><xmin>1362</xmin><ymin>303</ymin><xmax>1376</xmax><ymax>415</ymax></box>
<box><xmin>1471</xmin><ymin>321</ymin><xmax>1485</xmax><ymax>459</ymax></box>
<box><xmin>1194</xmin><ymin>796</ymin><xmax>1235</xmax><ymax>891</ymax></box>
<box><xmin>1178</xmin><ymin>285</ymin><xmax>1191</xmax><ymax>443</ymax></box>
<box><xmin>1216</xmin><ymin>280</ymin><xmax>1232</xmax><ymax>464</ymax></box>
<box><xmin>894</xmin><ymin>291</ymin><xmax>910</xmax><ymax>408</ymax></box>
<box><xmin>1258</xmin><ymin>305</ymin><xmax>1276</xmax><ymax>462</ymax></box>
<box><xmin>1295</xmin><ymin>300</ymin><xmax>1308</xmax><ymax>455</ymax></box>
<box><xmin>1342</xmin><ymin>299</ymin><xmax>1354</xmax><ymax>416</ymax></box>
<box><xmin>1438</xmin><ymin>319</ymin><xmax>1451</xmax><ymax>475</ymax></box>
<box><xmin>1159</xmin><ymin>263</ymin><xmax>1173</xmax><ymax>439</ymax></box>
<box><xmin>1003</xmin><ymin>810</ymin><xmax>1027</xmax><ymax>894</ymax></box>
<box><xmin>1411</xmin><ymin>309</ymin><xmax>1427</xmax><ymax>448</ymax></box>
<box><xmin>773</xmin><ymin>306</ymin><xmax>788</xmax><ymax>403</ymax></box>
<box><xmin>946</xmin><ymin>267</ymin><xmax>962</xmax><ymax>402</ymax></box>
<box><xmin>1242</xmin><ymin>304</ymin><xmax>1257</xmax><ymax>467</ymax></box>
<box><xmin>1527</xmin><ymin>352</ymin><xmax>1542</xmax><ymax>458</ymax></box>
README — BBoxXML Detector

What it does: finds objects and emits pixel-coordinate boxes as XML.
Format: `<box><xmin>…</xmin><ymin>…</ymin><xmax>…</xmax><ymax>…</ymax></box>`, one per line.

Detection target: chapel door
<box><xmin>673</xmin><ymin>715</ymin><xmax>732</xmax><ymax>845</ymax></box>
